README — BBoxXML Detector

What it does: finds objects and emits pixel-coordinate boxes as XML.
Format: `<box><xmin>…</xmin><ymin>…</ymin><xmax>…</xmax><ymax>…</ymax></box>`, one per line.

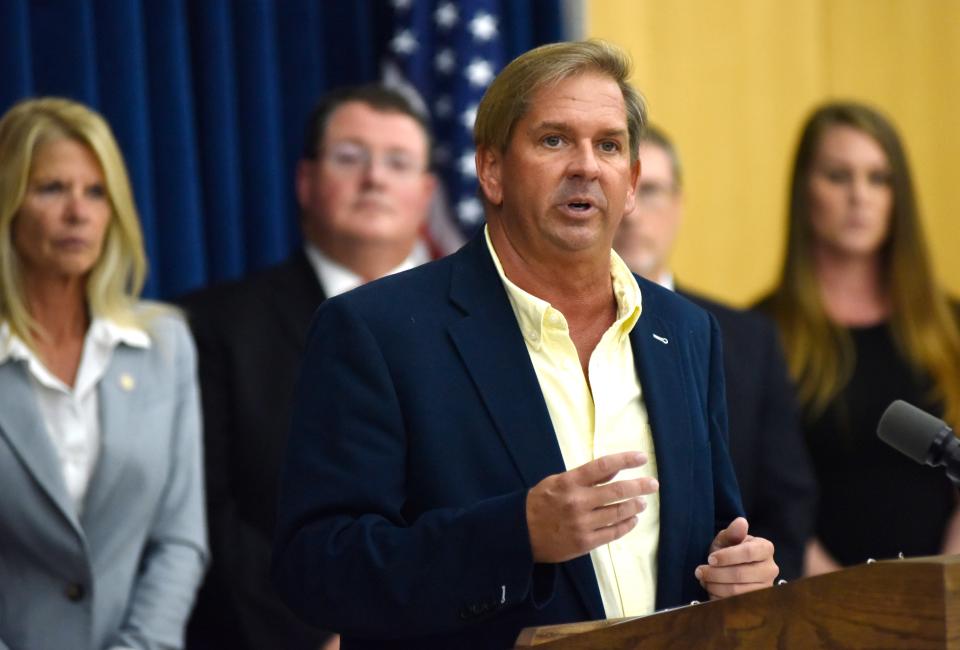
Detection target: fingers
<box><xmin>710</xmin><ymin>517</ymin><xmax>749</xmax><ymax>552</ymax></box>
<box><xmin>590</xmin><ymin>512</ymin><xmax>640</xmax><ymax>547</ymax></box>
<box><xmin>572</xmin><ymin>451</ymin><xmax>647</xmax><ymax>487</ymax></box>
<box><xmin>696</xmin><ymin>571</ymin><xmax>772</xmax><ymax>599</ymax></box>
<box><xmin>585</xmin><ymin>494</ymin><xmax>647</xmax><ymax>530</ymax></box>
<box><xmin>695</xmin><ymin>557</ymin><xmax>779</xmax><ymax>598</ymax></box>
<box><xmin>708</xmin><ymin>535</ymin><xmax>772</xmax><ymax>568</ymax></box>
<box><xmin>695</xmin><ymin>535</ymin><xmax>779</xmax><ymax>600</ymax></box>
<box><xmin>526</xmin><ymin>453</ymin><xmax>657</xmax><ymax>564</ymax></box>
<box><xmin>589</xmin><ymin>476</ymin><xmax>659</xmax><ymax>507</ymax></box>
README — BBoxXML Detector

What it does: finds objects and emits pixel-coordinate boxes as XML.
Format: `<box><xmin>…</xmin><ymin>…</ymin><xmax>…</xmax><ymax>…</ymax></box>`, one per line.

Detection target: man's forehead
<box><xmin>638</xmin><ymin>144</ymin><xmax>674</xmax><ymax>180</ymax></box>
<box><xmin>523</xmin><ymin>73</ymin><xmax>627</xmax><ymax>126</ymax></box>
<box><xmin>323</xmin><ymin>101</ymin><xmax>429</xmax><ymax>149</ymax></box>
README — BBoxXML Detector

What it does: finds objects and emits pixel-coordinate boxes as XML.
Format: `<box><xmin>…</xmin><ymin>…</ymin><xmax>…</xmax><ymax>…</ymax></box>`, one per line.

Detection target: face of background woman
<box><xmin>806</xmin><ymin>125</ymin><xmax>894</xmax><ymax>260</ymax></box>
<box><xmin>13</xmin><ymin>138</ymin><xmax>111</xmax><ymax>284</ymax></box>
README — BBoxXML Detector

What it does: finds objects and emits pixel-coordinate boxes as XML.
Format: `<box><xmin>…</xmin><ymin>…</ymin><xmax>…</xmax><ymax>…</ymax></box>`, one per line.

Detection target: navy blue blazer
<box><xmin>273</xmin><ymin>234</ymin><xmax>744</xmax><ymax>649</ymax></box>
<box><xmin>678</xmin><ymin>288</ymin><xmax>816</xmax><ymax>581</ymax></box>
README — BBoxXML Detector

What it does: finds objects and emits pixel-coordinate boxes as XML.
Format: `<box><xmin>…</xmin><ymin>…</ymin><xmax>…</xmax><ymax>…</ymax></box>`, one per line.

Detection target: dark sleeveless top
<box><xmin>803</xmin><ymin>322</ymin><xmax>955</xmax><ymax>565</ymax></box>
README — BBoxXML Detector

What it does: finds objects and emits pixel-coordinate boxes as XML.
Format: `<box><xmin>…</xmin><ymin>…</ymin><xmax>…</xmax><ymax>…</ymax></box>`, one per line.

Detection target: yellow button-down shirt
<box><xmin>485</xmin><ymin>228</ymin><xmax>660</xmax><ymax>617</ymax></box>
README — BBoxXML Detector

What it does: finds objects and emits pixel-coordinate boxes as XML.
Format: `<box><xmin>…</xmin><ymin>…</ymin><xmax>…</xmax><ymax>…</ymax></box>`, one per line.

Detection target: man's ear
<box><xmin>475</xmin><ymin>146</ymin><xmax>503</xmax><ymax>206</ymax></box>
<box><xmin>421</xmin><ymin>172</ymin><xmax>438</xmax><ymax>202</ymax></box>
<box><xmin>414</xmin><ymin>172</ymin><xmax>439</xmax><ymax>227</ymax></box>
<box><xmin>295</xmin><ymin>159</ymin><xmax>316</xmax><ymax>211</ymax></box>
<box><xmin>623</xmin><ymin>157</ymin><xmax>641</xmax><ymax>214</ymax></box>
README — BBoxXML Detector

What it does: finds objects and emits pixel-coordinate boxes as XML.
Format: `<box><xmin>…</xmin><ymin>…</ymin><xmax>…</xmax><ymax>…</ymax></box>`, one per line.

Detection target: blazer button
<box><xmin>65</xmin><ymin>583</ymin><xmax>86</xmax><ymax>602</ymax></box>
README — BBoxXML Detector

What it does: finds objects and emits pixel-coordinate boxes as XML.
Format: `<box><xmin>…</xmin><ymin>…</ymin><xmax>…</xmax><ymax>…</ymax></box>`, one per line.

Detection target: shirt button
<box><xmin>65</xmin><ymin>583</ymin><xmax>86</xmax><ymax>602</ymax></box>
<box><xmin>528</xmin><ymin>331</ymin><xmax>539</xmax><ymax>341</ymax></box>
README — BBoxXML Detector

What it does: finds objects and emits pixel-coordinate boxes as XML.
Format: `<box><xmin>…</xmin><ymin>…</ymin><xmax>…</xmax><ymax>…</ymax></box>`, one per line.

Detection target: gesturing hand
<box><xmin>526</xmin><ymin>451</ymin><xmax>659</xmax><ymax>564</ymax></box>
<box><xmin>695</xmin><ymin>517</ymin><xmax>778</xmax><ymax>599</ymax></box>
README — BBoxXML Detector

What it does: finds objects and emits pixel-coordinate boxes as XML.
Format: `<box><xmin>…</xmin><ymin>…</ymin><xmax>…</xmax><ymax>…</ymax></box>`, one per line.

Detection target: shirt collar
<box><xmin>304</xmin><ymin>240</ymin><xmax>431</xmax><ymax>298</ymax></box>
<box><xmin>88</xmin><ymin>317</ymin><xmax>151</xmax><ymax>350</ymax></box>
<box><xmin>484</xmin><ymin>225</ymin><xmax>643</xmax><ymax>349</ymax></box>
<box><xmin>657</xmin><ymin>271</ymin><xmax>675</xmax><ymax>291</ymax></box>
<box><xmin>0</xmin><ymin>317</ymin><xmax>150</xmax><ymax>366</ymax></box>
<box><xmin>0</xmin><ymin>321</ymin><xmax>31</xmax><ymax>366</ymax></box>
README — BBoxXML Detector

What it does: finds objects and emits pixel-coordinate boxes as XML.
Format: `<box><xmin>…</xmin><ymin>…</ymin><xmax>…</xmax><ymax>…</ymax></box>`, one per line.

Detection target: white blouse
<box><xmin>0</xmin><ymin>319</ymin><xmax>150</xmax><ymax>515</ymax></box>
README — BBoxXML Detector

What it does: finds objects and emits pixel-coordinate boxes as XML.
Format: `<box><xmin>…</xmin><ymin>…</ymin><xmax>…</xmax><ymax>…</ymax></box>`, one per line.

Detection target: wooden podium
<box><xmin>515</xmin><ymin>555</ymin><xmax>960</xmax><ymax>649</ymax></box>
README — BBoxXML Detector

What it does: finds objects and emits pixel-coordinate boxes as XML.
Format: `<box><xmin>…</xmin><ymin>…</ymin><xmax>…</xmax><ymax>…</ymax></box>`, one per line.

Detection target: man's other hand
<box><xmin>695</xmin><ymin>517</ymin><xmax>778</xmax><ymax>599</ymax></box>
<box><xmin>526</xmin><ymin>451</ymin><xmax>658</xmax><ymax>564</ymax></box>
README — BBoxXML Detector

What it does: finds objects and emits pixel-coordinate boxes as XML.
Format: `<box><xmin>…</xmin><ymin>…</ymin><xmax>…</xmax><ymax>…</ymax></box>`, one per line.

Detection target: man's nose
<box><xmin>567</xmin><ymin>142</ymin><xmax>601</xmax><ymax>179</ymax></box>
<box><xmin>361</xmin><ymin>155</ymin><xmax>390</xmax><ymax>187</ymax></box>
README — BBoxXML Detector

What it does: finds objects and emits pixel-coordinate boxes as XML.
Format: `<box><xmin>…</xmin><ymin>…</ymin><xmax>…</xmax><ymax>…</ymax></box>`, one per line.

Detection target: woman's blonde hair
<box><xmin>0</xmin><ymin>97</ymin><xmax>148</xmax><ymax>350</ymax></box>
<box><xmin>765</xmin><ymin>101</ymin><xmax>960</xmax><ymax>427</ymax></box>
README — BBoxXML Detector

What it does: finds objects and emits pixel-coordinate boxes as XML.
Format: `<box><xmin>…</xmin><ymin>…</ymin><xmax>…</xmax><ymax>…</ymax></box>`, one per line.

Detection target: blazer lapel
<box><xmin>446</xmin><ymin>235</ymin><xmax>605</xmax><ymax>619</ymax></box>
<box><xmin>81</xmin><ymin>343</ymin><xmax>146</xmax><ymax>528</ymax></box>
<box><xmin>0</xmin><ymin>361</ymin><xmax>83</xmax><ymax>538</ymax></box>
<box><xmin>266</xmin><ymin>251</ymin><xmax>326</xmax><ymax>349</ymax></box>
<box><xmin>630</xmin><ymin>299</ymin><xmax>695</xmax><ymax>609</ymax></box>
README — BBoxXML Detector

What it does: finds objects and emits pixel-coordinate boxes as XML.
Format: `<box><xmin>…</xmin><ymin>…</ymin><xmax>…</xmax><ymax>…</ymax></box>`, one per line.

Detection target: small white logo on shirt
<box><xmin>652</xmin><ymin>334</ymin><xmax>669</xmax><ymax>345</ymax></box>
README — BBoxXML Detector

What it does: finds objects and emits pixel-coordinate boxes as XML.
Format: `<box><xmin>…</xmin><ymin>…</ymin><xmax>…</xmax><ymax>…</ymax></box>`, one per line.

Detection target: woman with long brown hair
<box><xmin>759</xmin><ymin>101</ymin><xmax>960</xmax><ymax>575</ymax></box>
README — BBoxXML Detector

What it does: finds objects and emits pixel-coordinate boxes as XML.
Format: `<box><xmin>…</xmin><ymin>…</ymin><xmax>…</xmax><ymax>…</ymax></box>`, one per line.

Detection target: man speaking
<box><xmin>273</xmin><ymin>40</ymin><xmax>777</xmax><ymax>649</ymax></box>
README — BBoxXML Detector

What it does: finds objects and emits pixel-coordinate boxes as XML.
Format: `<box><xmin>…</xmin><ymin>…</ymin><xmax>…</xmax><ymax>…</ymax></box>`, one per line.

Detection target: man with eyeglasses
<box><xmin>614</xmin><ymin>125</ymin><xmax>816</xmax><ymax>582</ymax></box>
<box><xmin>179</xmin><ymin>85</ymin><xmax>436</xmax><ymax>650</ymax></box>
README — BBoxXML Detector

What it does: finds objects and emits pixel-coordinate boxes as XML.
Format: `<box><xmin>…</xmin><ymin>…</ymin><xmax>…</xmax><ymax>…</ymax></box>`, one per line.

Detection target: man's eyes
<box><xmin>539</xmin><ymin>136</ymin><xmax>622</xmax><ymax>152</ymax></box>
<box><xmin>598</xmin><ymin>140</ymin><xmax>621</xmax><ymax>153</ymax></box>
<box><xmin>384</xmin><ymin>154</ymin><xmax>416</xmax><ymax>173</ymax></box>
<box><xmin>542</xmin><ymin>135</ymin><xmax>564</xmax><ymax>148</ymax></box>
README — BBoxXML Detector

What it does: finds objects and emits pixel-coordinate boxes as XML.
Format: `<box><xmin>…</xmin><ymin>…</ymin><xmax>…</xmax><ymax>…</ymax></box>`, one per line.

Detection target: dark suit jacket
<box><xmin>178</xmin><ymin>252</ymin><xmax>330</xmax><ymax>650</ymax></box>
<box><xmin>677</xmin><ymin>288</ymin><xmax>816</xmax><ymax>581</ymax></box>
<box><xmin>273</xmin><ymin>235</ymin><xmax>744</xmax><ymax>649</ymax></box>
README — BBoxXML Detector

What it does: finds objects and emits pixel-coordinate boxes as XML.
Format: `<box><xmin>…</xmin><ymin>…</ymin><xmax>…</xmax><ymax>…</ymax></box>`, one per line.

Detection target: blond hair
<box><xmin>765</xmin><ymin>101</ymin><xmax>960</xmax><ymax>427</ymax></box>
<box><xmin>0</xmin><ymin>97</ymin><xmax>148</xmax><ymax>350</ymax></box>
<box><xmin>474</xmin><ymin>39</ymin><xmax>646</xmax><ymax>164</ymax></box>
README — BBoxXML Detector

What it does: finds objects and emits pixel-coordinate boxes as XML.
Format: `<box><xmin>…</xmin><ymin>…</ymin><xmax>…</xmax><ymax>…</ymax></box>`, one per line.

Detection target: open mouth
<box><xmin>567</xmin><ymin>201</ymin><xmax>593</xmax><ymax>212</ymax></box>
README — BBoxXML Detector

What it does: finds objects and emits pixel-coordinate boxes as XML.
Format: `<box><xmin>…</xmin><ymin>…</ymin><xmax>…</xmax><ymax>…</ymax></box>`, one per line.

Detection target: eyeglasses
<box><xmin>636</xmin><ymin>181</ymin><xmax>678</xmax><ymax>210</ymax></box>
<box><xmin>321</xmin><ymin>142</ymin><xmax>425</xmax><ymax>179</ymax></box>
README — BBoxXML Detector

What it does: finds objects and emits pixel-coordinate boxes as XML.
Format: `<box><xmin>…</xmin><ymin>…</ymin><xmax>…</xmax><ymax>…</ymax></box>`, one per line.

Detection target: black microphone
<box><xmin>877</xmin><ymin>400</ymin><xmax>960</xmax><ymax>487</ymax></box>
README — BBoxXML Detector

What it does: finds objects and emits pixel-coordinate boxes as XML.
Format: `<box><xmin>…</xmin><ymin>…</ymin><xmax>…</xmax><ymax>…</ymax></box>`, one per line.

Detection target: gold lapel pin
<box><xmin>119</xmin><ymin>373</ymin><xmax>135</xmax><ymax>391</ymax></box>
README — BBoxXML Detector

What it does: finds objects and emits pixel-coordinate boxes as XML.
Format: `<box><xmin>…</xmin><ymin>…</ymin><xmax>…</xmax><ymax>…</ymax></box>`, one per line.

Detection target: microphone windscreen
<box><xmin>877</xmin><ymin>400</ymin><xmax>950</xmax><ymax>464</ymax></box>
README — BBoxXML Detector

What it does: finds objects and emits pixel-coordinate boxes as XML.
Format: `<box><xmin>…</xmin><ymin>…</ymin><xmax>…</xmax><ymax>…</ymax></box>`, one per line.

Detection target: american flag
<box><xmin>383</xmin><ymin>0</ymin><xmax>506</xmax><ymax>254</ymax></box>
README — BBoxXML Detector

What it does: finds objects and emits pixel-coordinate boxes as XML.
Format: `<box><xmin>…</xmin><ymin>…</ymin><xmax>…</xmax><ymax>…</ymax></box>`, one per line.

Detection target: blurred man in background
<box><xmin>180</xmin><ymin>84</ymin><xmax>436</xmax><ymax>650</ymax></box>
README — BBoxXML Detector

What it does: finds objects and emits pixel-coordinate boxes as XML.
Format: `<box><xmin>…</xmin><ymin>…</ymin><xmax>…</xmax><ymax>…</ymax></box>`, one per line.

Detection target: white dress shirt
<box><xmin>304</xmin><ymin>240</ymin><xmax>431</xmax><ymax>298</ymax></box>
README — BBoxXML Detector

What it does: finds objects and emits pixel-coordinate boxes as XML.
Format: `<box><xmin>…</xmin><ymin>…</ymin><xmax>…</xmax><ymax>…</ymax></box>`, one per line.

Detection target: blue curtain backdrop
<box><xmin>0</xmin><ymin>0</ymin><xmax>564</xmax><ymax>299</ymax></box>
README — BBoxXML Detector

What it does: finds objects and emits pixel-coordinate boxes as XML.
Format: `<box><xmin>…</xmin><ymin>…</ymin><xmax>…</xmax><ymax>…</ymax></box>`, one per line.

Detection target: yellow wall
<box><xmin>588</xmin><ymin>0</ymin><xmax>960</xmax><ymax>306</ymax></box>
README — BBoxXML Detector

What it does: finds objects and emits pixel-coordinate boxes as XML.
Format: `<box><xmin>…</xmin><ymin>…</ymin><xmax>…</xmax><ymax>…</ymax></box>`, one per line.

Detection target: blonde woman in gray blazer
<box><xmin>0</xmin><ymin>98</ymin><xmax>207</xmax><ymax>650</ymax></box>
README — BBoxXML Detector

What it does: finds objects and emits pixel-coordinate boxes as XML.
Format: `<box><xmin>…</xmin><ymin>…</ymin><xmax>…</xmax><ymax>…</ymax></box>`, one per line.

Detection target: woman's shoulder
<box><xmin>125</xmin><ymin>301</ymin><xmax>194</xmax><ymax>363</ymax></box>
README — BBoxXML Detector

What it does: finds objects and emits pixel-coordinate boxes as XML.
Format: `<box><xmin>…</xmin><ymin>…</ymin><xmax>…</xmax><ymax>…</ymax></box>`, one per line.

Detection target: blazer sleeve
<box><xmin>272</xmin><ymin>298</ymin><xmax>538</xmax><ymax>639</ymax></box>
<box><xmin>706</xmin><ymin>312</ymin><xmax>746</xmax><ymax>533</ymax></box>
<box><xmin>108</xmin><ymin>319</ymin><xmax>209</xmax><ymax>649</ymax></box>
